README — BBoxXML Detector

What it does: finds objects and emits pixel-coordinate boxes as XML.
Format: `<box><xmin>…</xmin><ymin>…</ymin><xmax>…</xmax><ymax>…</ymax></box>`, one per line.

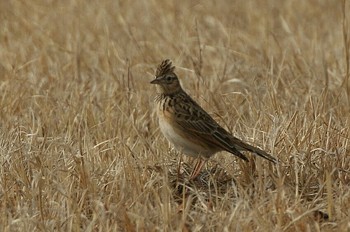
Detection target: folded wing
<box><xmin>174</xmin><ymin>93</ymin><xmax>276</xmax><ymax>163</ymax></box>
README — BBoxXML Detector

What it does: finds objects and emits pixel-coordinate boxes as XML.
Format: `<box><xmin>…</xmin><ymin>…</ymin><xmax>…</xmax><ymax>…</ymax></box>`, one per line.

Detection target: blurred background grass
<box><xmin>0</xmin><ymin>0</ymin><xmax>349</xmax><ymax>231</ymax></box>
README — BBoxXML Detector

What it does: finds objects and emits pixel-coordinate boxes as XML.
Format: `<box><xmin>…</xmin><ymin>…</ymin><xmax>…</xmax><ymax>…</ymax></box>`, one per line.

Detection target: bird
<box><xmin>150</xmin><ymin>59</ymin><xmax>277</xmax><ymax>180</ymax></box>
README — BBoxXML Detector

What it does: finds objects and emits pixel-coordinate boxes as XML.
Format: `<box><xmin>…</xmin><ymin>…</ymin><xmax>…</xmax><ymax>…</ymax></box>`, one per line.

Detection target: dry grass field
<box><xmin>1</xmin><ymin>0</ymin><xmax>350</xmax><ymax>231</ymax></box>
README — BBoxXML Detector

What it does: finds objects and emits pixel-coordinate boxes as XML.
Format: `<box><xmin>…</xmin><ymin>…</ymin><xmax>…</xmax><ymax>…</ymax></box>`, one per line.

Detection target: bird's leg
<box><xmin>177</xmin><ymin>153</ymin><xmax>184</xmax><ymax>179</ymax></box>
<box><xmin>189</xmin><ymin>158</ymin><xmax>206</xmax><ymax>180</ymax></box>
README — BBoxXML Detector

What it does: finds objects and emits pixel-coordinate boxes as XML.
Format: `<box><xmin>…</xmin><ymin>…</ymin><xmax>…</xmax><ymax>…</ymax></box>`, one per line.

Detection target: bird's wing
<box><xmin>174</xmin><ymin>92</ymin><xmax>276</xmax><ymax>163</ymax></box>
<box><xmin>173</xmin><ymin>93</ymin><xmax>248</xmax><ymax>161</ymax></box>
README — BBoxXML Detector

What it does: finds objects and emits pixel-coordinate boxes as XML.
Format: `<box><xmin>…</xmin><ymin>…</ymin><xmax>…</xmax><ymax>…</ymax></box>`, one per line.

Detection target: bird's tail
<box><xmin>231</xmin><ymin>137</ymin><xmax>277</xmax><ymax>163</ymax></box>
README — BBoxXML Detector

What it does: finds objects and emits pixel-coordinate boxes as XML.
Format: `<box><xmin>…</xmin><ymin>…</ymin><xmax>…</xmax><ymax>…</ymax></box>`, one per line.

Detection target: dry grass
<box><xmin>0</xmin><ymin>0</ymin><xmax>349</xmax><ymax>231</ymax></box>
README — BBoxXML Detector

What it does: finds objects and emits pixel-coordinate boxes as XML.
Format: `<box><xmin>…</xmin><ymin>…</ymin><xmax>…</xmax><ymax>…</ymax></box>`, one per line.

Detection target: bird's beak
<box><xmin>150</xmin><ymin>78</ymin><xmax>160</xmax><ymax>84</ymax></box>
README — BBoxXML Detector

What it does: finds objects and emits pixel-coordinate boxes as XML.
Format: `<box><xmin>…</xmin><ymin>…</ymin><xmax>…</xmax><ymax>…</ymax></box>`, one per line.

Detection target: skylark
<box><xmin>151</xmin><ymin>59</ymin><xmax>276</xmax><ymax>180</ymax></box>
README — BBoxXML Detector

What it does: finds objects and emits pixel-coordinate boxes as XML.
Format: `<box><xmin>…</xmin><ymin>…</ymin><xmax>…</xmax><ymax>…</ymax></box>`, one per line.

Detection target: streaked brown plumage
<box><xmin>151</xmin><ymin>59</ymin><xmax>276</xmax><ymax>179</ymax></box>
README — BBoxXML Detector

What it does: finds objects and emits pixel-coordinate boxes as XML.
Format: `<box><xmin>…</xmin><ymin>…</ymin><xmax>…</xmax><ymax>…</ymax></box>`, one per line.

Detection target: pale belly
<box><xmin>158</xmin><ymin>116</ymin><xmax>214</xmax><ymax>158</ymax></box>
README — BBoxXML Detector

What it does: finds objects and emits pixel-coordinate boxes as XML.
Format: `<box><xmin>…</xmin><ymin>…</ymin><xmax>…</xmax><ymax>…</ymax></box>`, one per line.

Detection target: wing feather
<box><xmin>173</xmin><ymin>93</ymin><xmax>248</xmax><ymax>161</ymax></box>
<box><xmin>173</xmin><ymin>92</ymin><xmax>276</xmax><ymax>163</ymax></box>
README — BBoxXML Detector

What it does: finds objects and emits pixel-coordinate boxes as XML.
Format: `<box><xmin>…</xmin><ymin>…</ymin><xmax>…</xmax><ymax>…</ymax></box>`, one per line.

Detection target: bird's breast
<box><xmin>156</xmin><ymin>103</ymin><xmax>215</xmax><ymax>158</ymax></box>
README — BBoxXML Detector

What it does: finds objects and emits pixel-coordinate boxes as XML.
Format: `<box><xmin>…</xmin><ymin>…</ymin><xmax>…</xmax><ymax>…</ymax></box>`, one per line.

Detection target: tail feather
<box><xmin>230</xmin><ymin>137</ymin><xmax>277</xmax><ymax>164</ymax></box>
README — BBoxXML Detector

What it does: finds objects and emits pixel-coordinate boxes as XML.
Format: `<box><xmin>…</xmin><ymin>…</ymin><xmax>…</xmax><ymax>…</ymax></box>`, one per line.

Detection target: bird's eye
<box><xmin>166</xmin><ymin>76</ymin><xmax>172</xmax><ymax>82</ymax></box>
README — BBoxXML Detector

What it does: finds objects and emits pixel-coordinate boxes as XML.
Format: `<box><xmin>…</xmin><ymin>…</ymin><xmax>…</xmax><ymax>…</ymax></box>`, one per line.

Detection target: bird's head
<box><xmin>150</xmin><ymin>59</ymin><xmax>182</xmax><ymax>95</ymax></box>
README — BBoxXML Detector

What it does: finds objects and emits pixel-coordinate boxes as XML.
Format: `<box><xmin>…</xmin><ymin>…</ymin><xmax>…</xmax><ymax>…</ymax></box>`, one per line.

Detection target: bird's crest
<box><xmin>155</xmin><ymin>59</ymin><xmax>175</xmax><ymax>77</ymax></box>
